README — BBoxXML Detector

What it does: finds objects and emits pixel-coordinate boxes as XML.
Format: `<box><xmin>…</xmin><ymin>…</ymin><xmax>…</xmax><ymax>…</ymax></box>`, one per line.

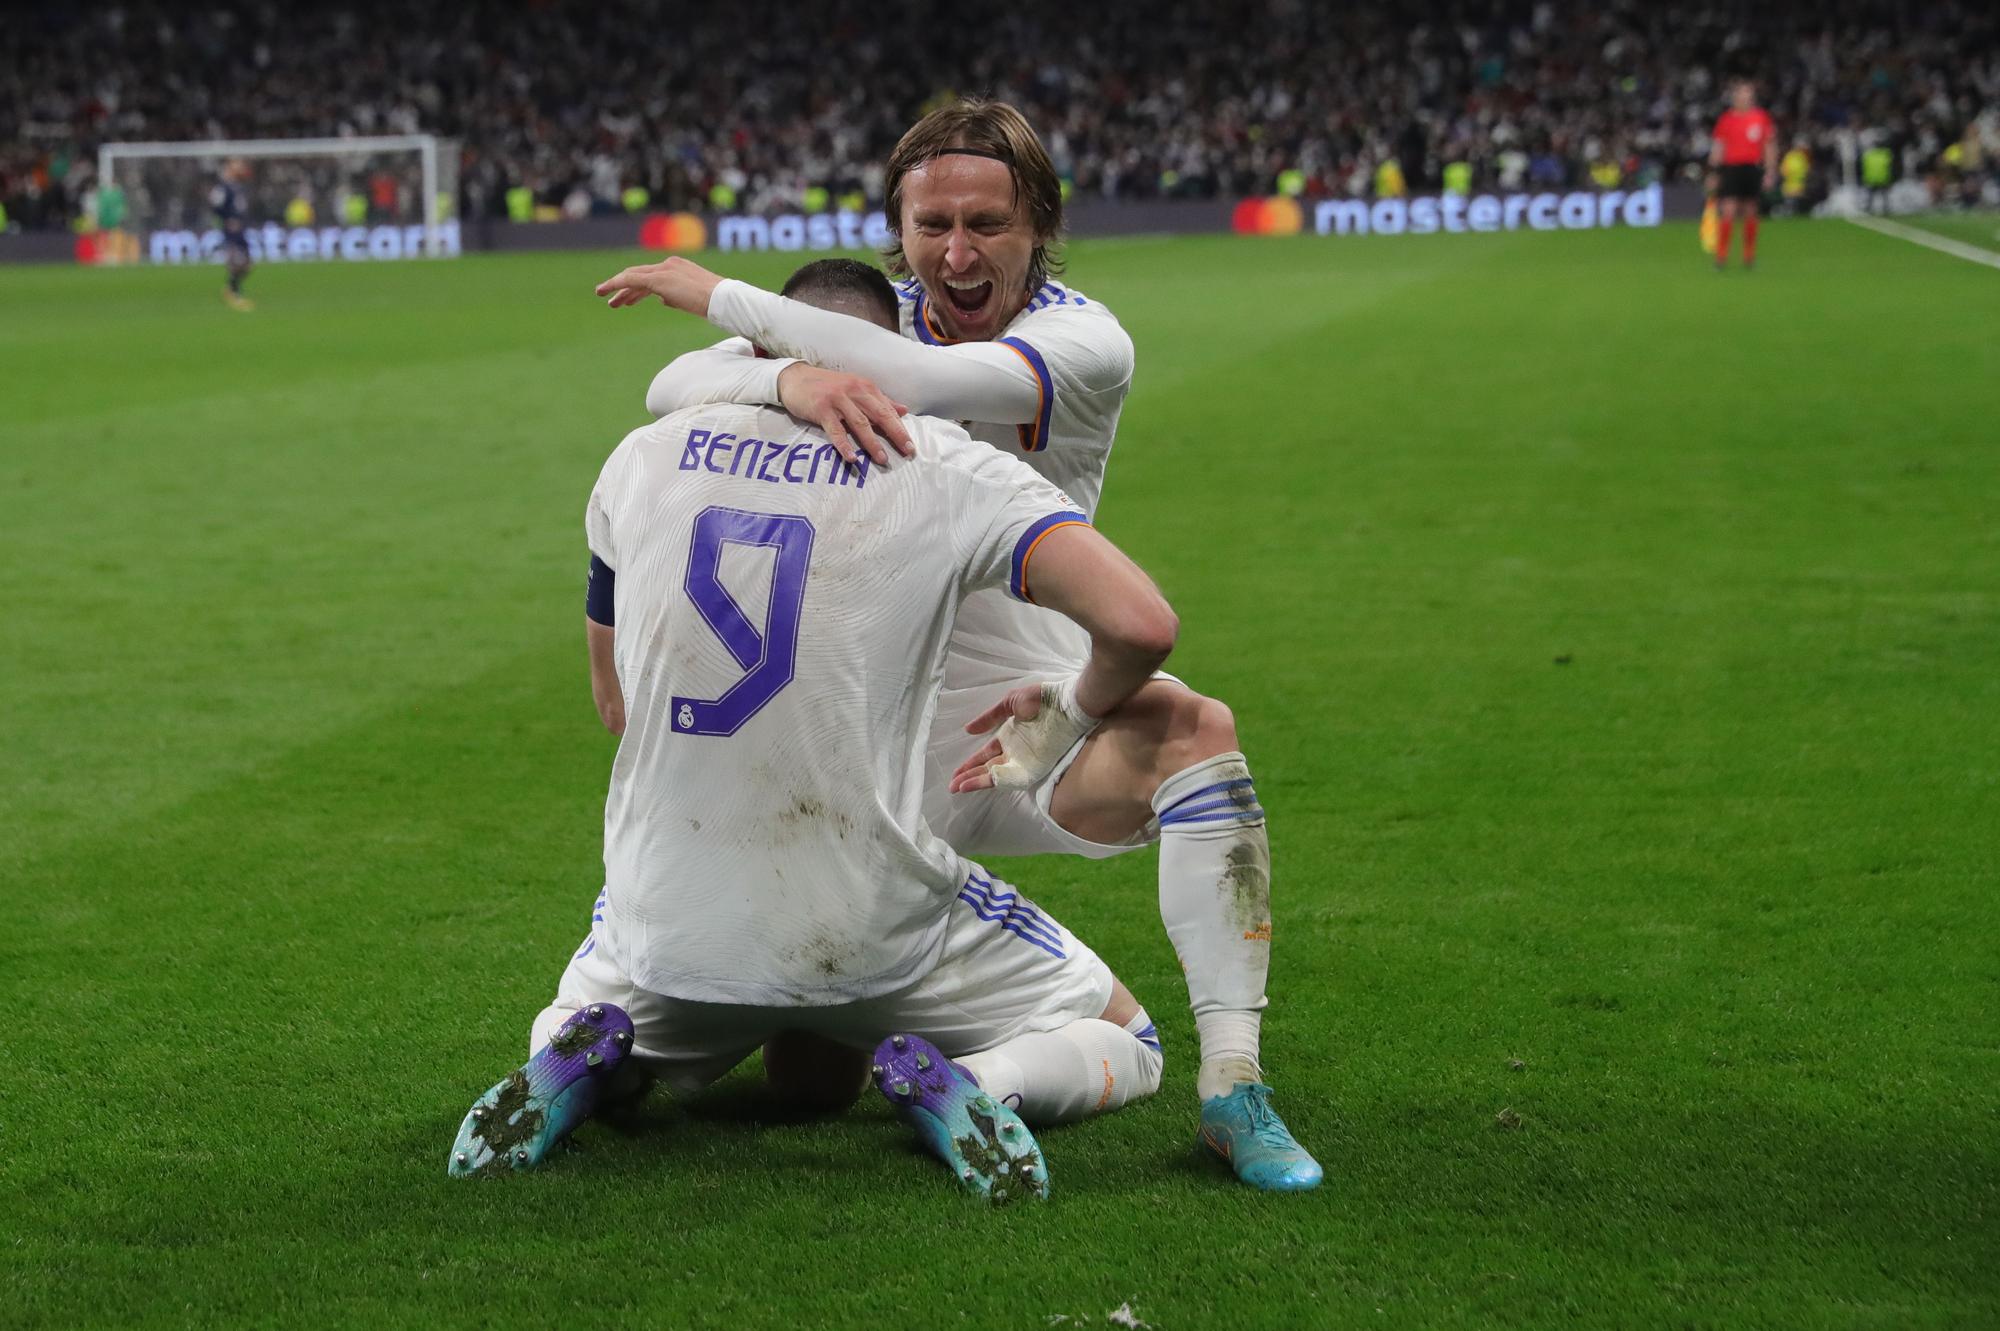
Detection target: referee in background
<box><xmin>1707</xmin><ymin>80</ymin><xmax>1778</xmax><ymax>271</ymax></box>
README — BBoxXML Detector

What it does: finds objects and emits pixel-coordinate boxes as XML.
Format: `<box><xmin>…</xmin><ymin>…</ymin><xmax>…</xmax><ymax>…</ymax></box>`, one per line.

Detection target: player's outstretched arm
<box><xmin>949</xmin><ymin>526</ymin><xmax>1177</xmax><ymax>794</ymax></box>
<box><xmin>706</xmin><ymin>279</ymin><xmax>1045</xmax><ymax>424</ymax></box>
<box><xmin>597</xmin><ymin>259</ymin><xmax>1046</xmax><ymax>425</ymax></box>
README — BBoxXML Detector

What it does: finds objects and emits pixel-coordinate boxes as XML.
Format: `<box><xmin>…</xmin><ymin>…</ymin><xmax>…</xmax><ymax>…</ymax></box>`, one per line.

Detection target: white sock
<box><xmin>1151</xmin><ymin>752</ymin><xmax>1272</xmax><ymax>1101</ymax></box>
<box><xmin>957</xmin><ymin>1009</ymin><xmax>1163</xmax><ymax>1126</ymax></box>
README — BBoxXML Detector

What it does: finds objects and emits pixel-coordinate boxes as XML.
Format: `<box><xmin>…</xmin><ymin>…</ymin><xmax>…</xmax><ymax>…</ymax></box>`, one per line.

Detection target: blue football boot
<box><xmin>872</xmin><ymin>1033</ymin><xmax>1049</xmax><ymax>1206</ymax></box>
<box><xmin>448</xmin><ymin>1003</ymin><xmax>635</xmax><ymax>1177</ymax></box>
<box><xmin>1199</xmin><ymin>1082</ymin><xmax>1324</xmax><ymax>1191</ymax></box>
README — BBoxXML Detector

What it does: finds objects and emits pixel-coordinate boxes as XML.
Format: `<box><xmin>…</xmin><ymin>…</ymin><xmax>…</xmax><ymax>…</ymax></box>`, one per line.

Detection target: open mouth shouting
<box><xmin>938</xmin><ymin>274</ymin><xmax>998</xmax><ymax>332</ymax></box>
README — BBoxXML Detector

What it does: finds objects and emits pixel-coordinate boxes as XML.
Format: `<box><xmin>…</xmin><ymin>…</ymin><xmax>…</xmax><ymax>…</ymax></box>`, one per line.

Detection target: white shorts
<box><xmin>921</xmin><ymin>672</ymin><xmax>1180</xmax><ymax>860</ymax></box>
<box><xmin>538</xmin><ymin>871</ymin><xmax>1114</xmax><ymax>1094</ymax></box>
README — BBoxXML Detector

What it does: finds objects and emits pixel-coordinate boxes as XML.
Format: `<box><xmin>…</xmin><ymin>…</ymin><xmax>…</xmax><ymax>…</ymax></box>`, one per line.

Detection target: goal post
<box><xmin>97</xmin><ymin>134</ymin><xmax>460</xmax><ymax>264</ymax></box>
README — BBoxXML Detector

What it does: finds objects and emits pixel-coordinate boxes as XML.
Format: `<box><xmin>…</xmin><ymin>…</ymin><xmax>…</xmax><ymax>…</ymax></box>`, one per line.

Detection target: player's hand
<box><xmin>595</xmin><ymin>257</ymin><xmax>723</xmax><ymax>316</ymax></box>
<box><xmin>949</xmin><ymin>679</ymin><xmax>1100</xmax><ymax>794</ymax></box>
<box><xmin>1704</xmin><ymin>171</ymin><xmax>1719</xmax><ymax>196</ymax></box>
<box><xmin>778</xmin><ymin>364</ymin><xmax>913</xmax><ymax>467</ymax></box>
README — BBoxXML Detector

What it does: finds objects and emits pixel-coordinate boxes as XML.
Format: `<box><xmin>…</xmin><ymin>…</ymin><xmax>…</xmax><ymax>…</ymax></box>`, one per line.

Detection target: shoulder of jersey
<box><xmin>648</xmin><ymin>399</ymin><xmax>774</xmax><ymax>437</ymax></box>
<box><xmin>911</xmin><ymin>415</ymin><xmax>1021</xmax><ymax>484</ymax></box>
<box><xmin>904</xmin><ymin>412</ymin><xmax>975</xmax><ymax>453</ymax></box>
<box><xmin>1022</xmin><ymin>281</ymin><xmax>1095</xmax><ymax>314</ymax></box>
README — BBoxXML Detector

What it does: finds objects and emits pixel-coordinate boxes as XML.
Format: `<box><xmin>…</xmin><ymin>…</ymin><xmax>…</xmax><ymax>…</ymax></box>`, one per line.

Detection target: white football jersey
<box><xmin>896</xmin><ymin>278</ymin><xmax>1136</xmax><ymax>693</ymax></box>
<box><xmin>586</xmin><ymin>403</ymin><xmax>1087</xmax><ymax>1005</ymax></box>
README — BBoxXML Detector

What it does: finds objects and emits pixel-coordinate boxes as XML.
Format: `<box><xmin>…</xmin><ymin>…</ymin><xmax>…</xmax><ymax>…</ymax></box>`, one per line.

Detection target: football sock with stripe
<box><xmin>957</xmin><ymin>1008</ymin><xmax>1162</xmax><ymax>1126</ymax></box>
<box><xmin>1152</xmin><ymin>752</ymin><xmax>1272</xmax><ymax>1102</ymax></box>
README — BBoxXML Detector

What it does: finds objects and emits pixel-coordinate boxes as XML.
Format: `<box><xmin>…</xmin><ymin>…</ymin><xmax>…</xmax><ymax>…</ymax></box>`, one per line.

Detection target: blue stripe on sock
<box><xmin>1157</xmin><ymin>777</ymin><xmax>1254</xmax><ymax>819</ymax></box>
<box><xmin>1159</xmin><ymin>805</ymin><xmax>1265</xmax><ymax>828</ymax></box>
<box><xmin>1158</xmin><ymin>793</ymin><xmax>1265</xmax><ymax>825</ymax></box>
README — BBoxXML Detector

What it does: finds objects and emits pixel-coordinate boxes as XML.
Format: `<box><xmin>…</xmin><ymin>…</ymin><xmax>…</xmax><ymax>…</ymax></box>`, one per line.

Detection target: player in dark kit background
<box><xmin>1707</xmin><ymin>80</ymin><xmax>1778</xmax><ymax>271</ymax></box>
<box><xmin>212</xmin><ymin>158</ymin><xmax>255</xmax><ymax>310</ymax></box>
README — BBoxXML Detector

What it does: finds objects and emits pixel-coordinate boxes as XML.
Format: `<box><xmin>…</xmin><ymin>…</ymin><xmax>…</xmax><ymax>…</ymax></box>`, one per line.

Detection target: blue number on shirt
<box><xmin>671</xmin><ymin>506</ymin><xmax>816</xmax><ymax>737</ymax></box>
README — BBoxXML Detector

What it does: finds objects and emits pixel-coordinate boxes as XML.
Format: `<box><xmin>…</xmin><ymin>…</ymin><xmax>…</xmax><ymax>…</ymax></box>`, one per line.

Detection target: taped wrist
<box><xmin>989</xmin><ymin>677</ymin><xmax>1098</xmax><ymax>790</ymax></box>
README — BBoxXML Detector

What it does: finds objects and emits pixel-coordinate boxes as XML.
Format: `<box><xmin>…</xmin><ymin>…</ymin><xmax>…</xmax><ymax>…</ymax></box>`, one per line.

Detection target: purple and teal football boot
<box><xmin>871</xmin><ymin>1033</ymin><xmax>1049</xmax><ymax>1206</ymax></box>
<box><xmin>1199</xmin><ymin>1082</ymin><xmax>1323</xmax><ymax>1191</ymax></box>
<box><xmin>448</xmin><ymin>1004</ymin><xmax>635</xmax><ymax>1178</ymax></box>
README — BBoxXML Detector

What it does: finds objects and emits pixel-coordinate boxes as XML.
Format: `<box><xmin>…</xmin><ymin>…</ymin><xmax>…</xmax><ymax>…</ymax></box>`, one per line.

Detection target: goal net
<box><xmin>96</xmin><ymin>135</ymin><xmax>459</xmax><ymax>266</ymax></box>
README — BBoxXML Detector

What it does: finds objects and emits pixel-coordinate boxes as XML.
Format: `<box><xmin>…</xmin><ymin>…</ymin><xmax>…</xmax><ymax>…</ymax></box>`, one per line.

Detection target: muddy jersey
<box><xmin>586</xmin><ymin>403</ymin><xmax>1085</xmax><ymax>1005</ymax></box>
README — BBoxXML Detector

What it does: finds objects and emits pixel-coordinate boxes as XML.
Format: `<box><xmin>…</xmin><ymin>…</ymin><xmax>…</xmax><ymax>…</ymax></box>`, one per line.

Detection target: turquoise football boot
<box><xmin>872</xmin><ymin>1033</ymin><xmax>1049</xmax><ymax>1206</ymax></box>
<box><xmin>1199</xmin><ymin>1082</ymin><xmax>1324</xmax><ymax>1191</ymax></box>
<box><xmin>448</xmin><ymin>1004</ymin><xmax>634</xmax><ymax>1177</ymax></box>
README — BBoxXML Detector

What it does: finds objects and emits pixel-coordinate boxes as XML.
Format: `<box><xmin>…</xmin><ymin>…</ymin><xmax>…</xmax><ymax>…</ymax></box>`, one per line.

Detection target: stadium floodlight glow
<box><xmin>98</xmin><ymin>135</ymin><xmax>457</xmax><ymax>262</ymax></box>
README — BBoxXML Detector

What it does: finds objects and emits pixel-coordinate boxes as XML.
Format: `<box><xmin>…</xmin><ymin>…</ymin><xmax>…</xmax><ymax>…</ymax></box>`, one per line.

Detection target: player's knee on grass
<box><xmin>958</xmin><ymin>1016</ymin><xmax>1163</xmax><ymax>1124</ymax></box>
<box><xmin>1082</xmin><ymin>1016</ymin><xmax>1165</xmax><ymax>1115</ymax></box>
<box><xmin>762</xmin><ymin>1029</ymin><xmax>871</xmax><ymax>1115</ymax></box>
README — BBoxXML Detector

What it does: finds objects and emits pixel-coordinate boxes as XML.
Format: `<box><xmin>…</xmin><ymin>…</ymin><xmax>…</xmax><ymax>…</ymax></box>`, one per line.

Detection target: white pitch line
<box><xmin>1845</xmin><ymin>213</ymin><xmax>2000</xmax><ymax>271</ymax></box>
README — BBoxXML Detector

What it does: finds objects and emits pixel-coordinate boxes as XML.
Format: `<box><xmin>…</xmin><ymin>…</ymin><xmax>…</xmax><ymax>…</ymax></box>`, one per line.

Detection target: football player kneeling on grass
<box><xmin>448</xmin><ymin>259</ymin><xmax>1170</xmax><ymax>1204</ymax></box>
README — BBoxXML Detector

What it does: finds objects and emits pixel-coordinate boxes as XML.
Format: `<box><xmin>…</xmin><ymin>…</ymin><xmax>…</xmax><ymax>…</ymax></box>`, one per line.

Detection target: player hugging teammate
<box><xmin>448</xmin><ymin>99</ymin><xmax>1327</xmax><ymax>1201</ymax></box>
<box><xmin>591</xmin><ymin>98</ymin><xmax>1324</xmax><ymax>1192</ymax></box>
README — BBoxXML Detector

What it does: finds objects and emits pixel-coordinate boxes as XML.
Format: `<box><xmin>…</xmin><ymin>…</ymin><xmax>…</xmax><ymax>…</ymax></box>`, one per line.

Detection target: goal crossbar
<box><xmin>100</xmin><ymin>135</ymin><xmax>446</xmax><ymax>257</ymax></box>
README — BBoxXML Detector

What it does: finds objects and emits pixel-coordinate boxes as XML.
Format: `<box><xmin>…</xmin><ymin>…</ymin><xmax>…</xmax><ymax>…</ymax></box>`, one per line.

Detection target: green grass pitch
<box><xmin>3</xmin><ymin>219</ymin><xmax>1997</xmax><ymax>1329</ymax></box>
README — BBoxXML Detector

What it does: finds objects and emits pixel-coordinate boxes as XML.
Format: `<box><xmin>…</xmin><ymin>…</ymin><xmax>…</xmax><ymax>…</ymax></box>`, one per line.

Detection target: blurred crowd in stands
<box><xmin>4</xmin><ymin>0</ymin><xmax>1997</xmax><ymax>231</ymax></box>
